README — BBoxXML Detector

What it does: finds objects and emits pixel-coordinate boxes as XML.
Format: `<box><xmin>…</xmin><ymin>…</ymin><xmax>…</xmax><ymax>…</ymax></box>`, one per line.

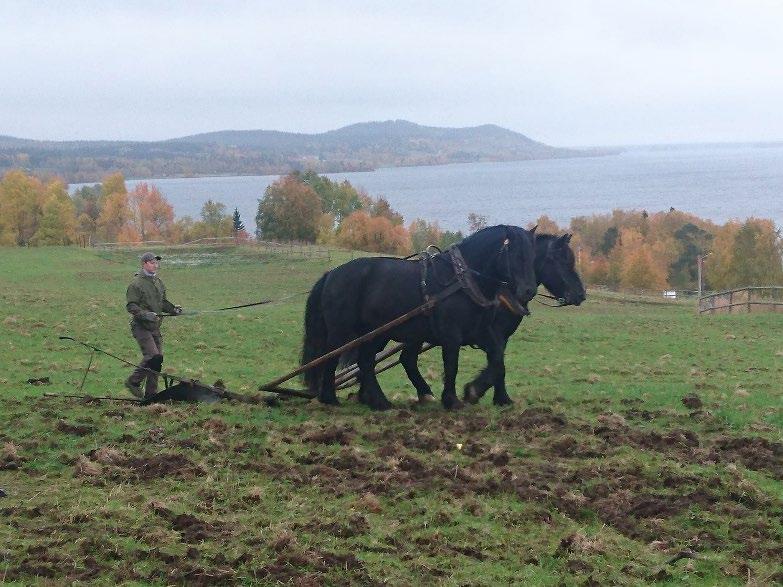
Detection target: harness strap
<box><xmin>448</xmin><ymin>247</ymin><xmax>498</xmax><ymax>308</ymax></box>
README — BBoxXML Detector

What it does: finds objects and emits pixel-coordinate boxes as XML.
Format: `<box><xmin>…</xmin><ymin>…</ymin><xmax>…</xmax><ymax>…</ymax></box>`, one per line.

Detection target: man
<box><xmin>125</xmin><ymin>252</ymin><xmax>182</xmax><ymax>398</ymax></box>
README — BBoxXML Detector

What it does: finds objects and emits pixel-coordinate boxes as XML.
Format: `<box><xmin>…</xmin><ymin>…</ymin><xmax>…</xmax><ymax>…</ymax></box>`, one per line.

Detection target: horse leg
<box><xmin>400</xmin><ymin>342</ymin><xmax>435</xmax><ymax>402</ymax></box>
<box><xmin>440</xmin><ymin>343</ymin><xmax>463</xmax><ymax>410</ymax></box>
<box><xmin>463</xmin><ymin>364</ymin><xmax>493</xmax><ymax>404</ymax></box>
<box><xmin>488</xmin><ymin>344</ymin><xmax>513</xmax><ymax>406</ymax></box>
<box><xmin>464</xmin><ymin>327</ymin><xmax>504</xmax><ymax>404</ymax></box>
<box><xmin>358</xmin><ymin>340</ymin><xmax>393</xmax><ymax>411</ymax></box>
<box><xmin>318</xmin><ymin>356</ymin><xmax>341</xmax><ymax>405</ymax></box>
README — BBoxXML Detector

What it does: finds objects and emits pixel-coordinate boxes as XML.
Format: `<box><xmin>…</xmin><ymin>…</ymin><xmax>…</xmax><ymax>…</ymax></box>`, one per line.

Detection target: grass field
<box><xmin>1</xmin><ymin>245</ymin><xmax>782</xmax><ymax>585</ymax></box>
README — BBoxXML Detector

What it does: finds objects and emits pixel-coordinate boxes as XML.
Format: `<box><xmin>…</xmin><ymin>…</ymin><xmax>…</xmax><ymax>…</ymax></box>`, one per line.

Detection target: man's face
<box><xmin>143</xmin><ymin>259</ymin><xmax>159</xmax><ymax>273</ymax></box>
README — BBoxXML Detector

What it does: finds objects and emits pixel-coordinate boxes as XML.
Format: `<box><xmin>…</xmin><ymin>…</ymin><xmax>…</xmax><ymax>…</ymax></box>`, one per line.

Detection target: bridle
<box><xmin>533</xmin><ymin>239</ymin><xmax>573</xmax><ymax>308</ymax></box>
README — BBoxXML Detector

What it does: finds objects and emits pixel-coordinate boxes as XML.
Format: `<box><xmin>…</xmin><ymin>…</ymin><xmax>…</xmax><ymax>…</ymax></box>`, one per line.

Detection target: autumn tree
<box><xmin>721</xmin><ymin>218</ymin><xmax>783</xmax><ymax>288</ymax></box>
<box><xmin>297</xmin><ymin>171</ymin><xmax>364</xmax><ymax>227</ymax></box>
<box><xmin>367</xmin><ymin>197</ymin><xmax>404</xmax><ymax>226</ymax></box>
<box><xmin>337</xmin><ymin>210</ymin><xmax>411</xmax><ymax>254</ymax></box>
<box><xmin>618</xmin><ymin>228</ymin><xmax>668</xmax><ymax>291</ymax></box>
<box><xmin>96</xmin><ymin>173</ymin><xmax>131</xmax><ymax>242</ymax></box>
<box><xmin>408</xmin><ymin>219</ymin><xmax>442</xmax><ymax>253</ymax></box>
<box><xmin>0</xmin><ymin>170</ymin><xmax>46</xmax><ymax>245</ymax></box>
<box><xmin>127</xmin><ymin>183</ymin><xmax>174</xmax><ymax>241</ymax></box>
<box><xmin>71</xmin><ymin>184</ymin><xmax>102</xmax><ymax>242</ymax></box>
<box><xmin>97</xmin><ymin>191</ymin><xmax>131</xmax><ymax>242</ymax></box>
<box><xmin>528</xmin><ymin>215</ymin><xmax>561</xmax><ymax>235</ymax></box>
<box><xmin>199</xmin><ymin>200</ymin><xmax>234</xmax><ymax>238</ymax></box>
<box><xmin>256</xmin><ymin>176</ymin><xmax>322</xmax><ymax>242</ymax></box>
<box><xmin>101</xmin><ymin>172</ymin><xmax>127</xmax><ymax>201</ymax></box>
<box><xmin>31</xmin><ymin>181</ymin><xmax>77</xmax><ymax>245</ymax></box>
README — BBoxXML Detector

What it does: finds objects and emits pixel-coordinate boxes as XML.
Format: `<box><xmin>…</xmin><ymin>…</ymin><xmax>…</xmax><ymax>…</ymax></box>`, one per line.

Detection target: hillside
<box><xmin>0</xmin><ymin>120</ymin><xmax>608</xmax><ymax>183</ymax></box>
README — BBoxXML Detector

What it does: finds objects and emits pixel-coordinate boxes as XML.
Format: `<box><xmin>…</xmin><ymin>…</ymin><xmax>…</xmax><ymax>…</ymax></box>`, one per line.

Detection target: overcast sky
<box><xmin>2</xmin><ymin>1</ymin><xmax>782</xmax><ymax>146</ymax></box>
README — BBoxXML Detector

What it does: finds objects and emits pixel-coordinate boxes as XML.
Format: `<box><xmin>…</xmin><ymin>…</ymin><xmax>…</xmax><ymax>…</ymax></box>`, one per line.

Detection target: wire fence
<box><xmin>91</xmin><ymin>237</ymin><xmax>333</xmax><ymax>266</ymax></box>
<box><xmin>698</xmin><ymin>286</ymin><xmax>783</xmax><ymax>314</ymax></box>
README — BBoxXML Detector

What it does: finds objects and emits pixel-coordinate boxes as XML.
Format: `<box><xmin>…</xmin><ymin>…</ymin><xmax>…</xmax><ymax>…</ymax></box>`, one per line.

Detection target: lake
<box><xmin>70</xmin><ymin>144</ymin><xmax>783</xmax><ymax>234</ymax></box>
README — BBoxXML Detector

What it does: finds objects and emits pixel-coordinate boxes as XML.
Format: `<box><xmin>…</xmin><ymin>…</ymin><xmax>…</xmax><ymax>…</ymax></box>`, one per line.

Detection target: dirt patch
<box><xmin>300</xmin><ymin>423</ymin><xmax>355</xmax><ymax>445</ymax></box>
<box><xmin>150</xmin><ymin>501</ymin><xmax>226</xmax><ymax>543</ymax></box>
<box><xmin>1</xmin><ymin>441</ymin><xmax>22</xmax><ymax>470</ymax></box>
<box><xmin>111</xmin><ymin>453</ymin><xmax>206</xmax><ymax>481</ymax></box>
<box><xmin>254</xmin><ymin>549</ymin><xmax>373</xmax><ymax>585</ymax></box>
<box><xmin>499</xmin><ymin>407</ymin><xmax>567</xmax><ymax>432</ymax></box>
<box><xmin>712</xmin><ymin>436</ymin><xmax>783</xmax><ymax>479</ymax></box>
<box><xmin>56</xmin><ymin>420</ymin><xmax>96</xmax><ymax>436</ymax></box>
<box><xmin>681</xmin><ymin>393</ymin><xmax>703</xmax><ymax>410</ymax></box>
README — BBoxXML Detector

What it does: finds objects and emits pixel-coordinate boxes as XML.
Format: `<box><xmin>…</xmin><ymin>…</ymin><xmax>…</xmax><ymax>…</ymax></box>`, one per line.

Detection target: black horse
<box><xmin>301</xmin><ymin>225</ymin><xmax>539</xmax><ymax>410</ymax></box>
<box><xmin>396</xmin><ymin>233</ymin><xmax>586</xmax><ymax>406</ymax></box>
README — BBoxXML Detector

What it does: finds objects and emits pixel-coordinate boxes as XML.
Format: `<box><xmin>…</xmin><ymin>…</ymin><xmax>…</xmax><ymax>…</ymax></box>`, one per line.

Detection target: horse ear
<box><xmin>530</xmin><ymin>224</ymin><xmax>538</xmax><ymax>234</ymax></box>
<box><xmin>564</xmin><ymin>233</ymin><xmax>572</xmax><ymax>243</ymax></box>
<box><xmin>556</xmin><ymin>234</ymin><xmax>570</xmax><ymax>247</ymax></box>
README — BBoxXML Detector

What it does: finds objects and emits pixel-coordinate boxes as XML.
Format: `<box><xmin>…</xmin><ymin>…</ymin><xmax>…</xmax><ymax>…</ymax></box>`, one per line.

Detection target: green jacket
<box><xmin>126</xmin><ymin>273</ymin><xmax>177</xmax><ymax>322</ymax></box>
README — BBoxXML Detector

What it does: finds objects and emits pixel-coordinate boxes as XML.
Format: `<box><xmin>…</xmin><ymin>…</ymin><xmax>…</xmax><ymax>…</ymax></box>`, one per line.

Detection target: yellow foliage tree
<box><xmin>0</xmin><ymin>170</ymin><xmax>47</xmax><ymax>245</ymax></box>
<box><xmin>528</xmin><ymin>214</ymin><xmax>561</xmax><ymax>235</ymax></box>
<box><xmin>618</xmin><ymin>228</ymin><xmax>669</xmax><ymax>290</ymax></box>
<box><xmin>97</xmin><ymin>191</ymin><xmax>132</xmax><ymax>243</ymax></box>
<box><xmin>338</xmin><ymin>211</ymin><xmax>411</xmax><ymax>254</ymax></box>
<box><xmin>31</xmin><ymin>181</ymin><xmax>78</xmax><ymax>245</ymax></box>
<box><xmin>101</xmin><ymin>172</ymin><xmax>127</xmax><ymax>200</ymax></box>
<box><xmin>96</xmin><ymin>173</ymin><xmax>131</xmax><ymax>243</ymax></box>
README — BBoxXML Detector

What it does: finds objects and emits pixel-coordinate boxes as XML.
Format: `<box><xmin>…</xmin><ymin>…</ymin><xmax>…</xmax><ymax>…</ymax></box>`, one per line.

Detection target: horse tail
<box><xmin>302</xmin><ymin>272</ymin><xmax>330</xmax><ymax>392</ymax></box>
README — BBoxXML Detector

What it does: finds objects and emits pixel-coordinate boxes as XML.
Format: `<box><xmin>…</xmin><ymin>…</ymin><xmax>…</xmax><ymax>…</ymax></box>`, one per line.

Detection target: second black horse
<box><xmin>395</xmin><ymin>233</ymin><xmax>586</xmax><ymax>406</ymax></box>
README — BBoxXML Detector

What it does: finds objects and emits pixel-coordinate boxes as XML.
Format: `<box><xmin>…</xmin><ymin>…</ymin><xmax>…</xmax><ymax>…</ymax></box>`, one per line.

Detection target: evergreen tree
<box><xmin>232</xmin><ymin>208</ymin><xmax>245</xmax><ymax>233</ymax></box>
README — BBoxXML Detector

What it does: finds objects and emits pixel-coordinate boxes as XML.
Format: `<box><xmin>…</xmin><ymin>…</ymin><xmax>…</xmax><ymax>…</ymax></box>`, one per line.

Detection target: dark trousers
<box><xmin>128</xmin><ymin>322</ymin><xmax>163</xmax><ymax>397</ymax></box>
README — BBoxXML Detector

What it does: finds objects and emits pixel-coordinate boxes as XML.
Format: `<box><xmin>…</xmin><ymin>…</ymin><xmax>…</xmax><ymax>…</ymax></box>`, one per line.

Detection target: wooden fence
<box><xmin>92</xmin><ymin>237</ymin><xmax>332</xmax><ymax>261</ymax></box>
<box><xmin>698</xmin><ymin>286</ymin><xmax>783</xmax><ymax>314</ymax></box>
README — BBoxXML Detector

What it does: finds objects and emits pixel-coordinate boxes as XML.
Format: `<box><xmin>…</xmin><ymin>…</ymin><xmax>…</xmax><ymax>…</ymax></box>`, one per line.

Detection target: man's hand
<box><xmin>173</xmin><ymin>305</ymin><xmax>183</xmax><ymax>315</ymax></box>
<box><xmin>141</xmin><ymin>311</ymin><xmax>159</xmax><ymax>323</ymax></box>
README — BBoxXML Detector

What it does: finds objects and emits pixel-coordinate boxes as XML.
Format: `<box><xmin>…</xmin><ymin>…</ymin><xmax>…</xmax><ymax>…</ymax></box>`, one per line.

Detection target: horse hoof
<box><xmin>443</xmin><ymin>397</ymin><xmax>464</xmax><ymax>410</ymax></box>
<box><xmin>464</xmin><ymin>385</ymin><xmax>480</xmax><ymax>405</ymax></box>
<box><xmin>370</xmin><ymin>400</ymin><xmax>393</xmax><ymax>411</ymax></box>
<box><xmin>493</xmin><ymin>396</ymin><xmax>514</xmax><ymax>407</ymax></box>
<box><xmin>418</xmin><ymin>394</ymin><xmax>436</xmax><ymax>403</ymax></box>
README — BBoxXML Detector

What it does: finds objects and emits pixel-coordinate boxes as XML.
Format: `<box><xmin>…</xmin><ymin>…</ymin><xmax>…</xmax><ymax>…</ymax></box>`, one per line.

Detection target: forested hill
<box><xmin>0</xmin><ymin>120</ymin><xmax>609</xmax><ymax>183</ymax></box>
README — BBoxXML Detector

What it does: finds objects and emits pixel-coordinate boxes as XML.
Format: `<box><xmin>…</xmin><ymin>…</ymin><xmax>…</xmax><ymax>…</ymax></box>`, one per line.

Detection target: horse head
<box><xmin>535</xmin><ymin>233</ymin><xmax>586</xmax><ymax>306</ymax></box>
<box><xmin>458</xmin><ymin>225</ymin><xmax>538</xmax><ymax>316</ymax></box>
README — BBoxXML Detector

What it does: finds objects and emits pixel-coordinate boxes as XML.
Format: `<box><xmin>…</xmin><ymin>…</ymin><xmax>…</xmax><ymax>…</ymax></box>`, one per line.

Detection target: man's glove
<box><xmin>173</xmin><ymin>305</ymin><xmax>183</xmax><ymax>315</ymax></box>
<box><xmin>141</xmin><ymin>311</ymin><xmax>159</xmax><ymax>323</ymax></box>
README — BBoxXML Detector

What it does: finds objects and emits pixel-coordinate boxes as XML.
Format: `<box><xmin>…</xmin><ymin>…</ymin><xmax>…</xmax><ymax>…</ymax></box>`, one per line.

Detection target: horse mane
<box><xmin>457</xmin><ymin>225</ymin><xmax>512</xmax><ymax>260</ymax></box>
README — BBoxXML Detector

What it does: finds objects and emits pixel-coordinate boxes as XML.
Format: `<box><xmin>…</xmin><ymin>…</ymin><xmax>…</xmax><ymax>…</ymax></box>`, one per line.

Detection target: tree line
<box><xmin>0</xmin><ymin>170</ymin><xmax>248</xmax><ymax>246</ymax></box>
<box><xmin>533</xmin><ymin>209</ymin><xmax>783</xmax><ymax>291</ymax></box>
<box><xmin>1</xmin><ymin>167</ymin><xmax>781</xmax><ymax>292</ymax></box>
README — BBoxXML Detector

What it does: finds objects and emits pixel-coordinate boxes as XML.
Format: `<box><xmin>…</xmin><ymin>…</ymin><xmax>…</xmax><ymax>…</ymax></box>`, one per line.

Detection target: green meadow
<box><xmin>1</xmin><ymin>245</ymin><xmax>782</xmax><ymax>585</ymax></box>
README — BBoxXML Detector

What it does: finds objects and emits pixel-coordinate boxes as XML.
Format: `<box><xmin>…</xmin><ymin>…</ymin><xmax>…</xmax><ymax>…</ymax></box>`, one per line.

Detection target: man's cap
<box><xmin>140</xmin><ymin>252</ymin><xmax>162</xmax><ymax>263</ymax></box>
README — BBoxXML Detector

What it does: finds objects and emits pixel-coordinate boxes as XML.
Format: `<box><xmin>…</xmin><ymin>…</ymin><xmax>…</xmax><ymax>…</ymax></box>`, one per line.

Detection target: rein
<box><xmin>159</xmin><ymin>291</ymin><xmax>309</xmax><ymax>317</ymax></box>
<box><xmin>535</xmin><ymin>292</ymin><xmax>567</xmax><ymax>307</ymax></box>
